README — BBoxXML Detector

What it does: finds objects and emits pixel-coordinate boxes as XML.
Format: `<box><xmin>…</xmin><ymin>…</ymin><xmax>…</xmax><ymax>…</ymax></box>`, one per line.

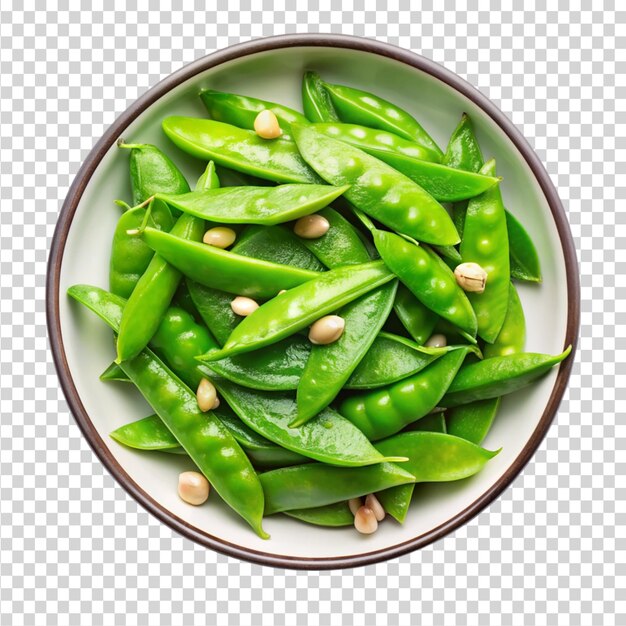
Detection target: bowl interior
<box><xmin>57</xmin><ymin>44</ymin><xmax>570</xmax><ymax>563</ymax></box>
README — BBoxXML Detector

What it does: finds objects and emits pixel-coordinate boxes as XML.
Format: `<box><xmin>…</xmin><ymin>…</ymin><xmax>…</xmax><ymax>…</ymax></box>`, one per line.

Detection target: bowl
<box><xmin>47</xmin><ymin>34</ymin><xmax>579</xmax><ymax>569</ymax></box>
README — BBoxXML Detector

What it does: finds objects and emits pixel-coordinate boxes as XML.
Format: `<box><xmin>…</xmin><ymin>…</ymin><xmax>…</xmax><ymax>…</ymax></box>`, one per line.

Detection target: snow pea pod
<box><xmin>292</xmin><ymin>125</ymin><xmax>459</xmax><ymax>246</ymax></box>
<box><xmin>443</xmin><ymin>113</ymin><xmax>485</xmax><ymax>174</ymax></box>
<box><xmin>346</xmin><ymin>332</ymin><xmax>442</xmax><ymax>390</ymax></box>
<box><xmin>260</xmin><ymin>462</ymin><xmax>416</xmax><ymax>515</ymax></box>
<box><xmin>140</xmin><ymin>228</ymin><xmax>320</xmax><ymax>299</ymax></box>
<box><xmin>110</xmin><ymin>412</ymin><xmax>309</xmax><ymax>469</ymax></box>
<box><xmin>100</xmin><ymin>362</ymin><xmax>129</xmax><ymax>382</ymax></box>
<box><xmin>293</xmin><ymin>281</ymin><xmax>398</xmax><ymax>426</ymax></box>
<box><xmin>232</xmin><ymin>225</ymin><xmax>326</xmax><ymax>272</ymax></box>
<box><xmin>339</xmin><ymin>348</ymin><xmax>470</xmax><ymax>441</ymax></box>
<box><xmin>460</xmin><ymin>159</ymin><xmax>510</xmax><ymax>343</ymax></box>
<box><xmin>441</xmin><ymin>346</ymin><xmax>572</xmax><ymax>407</ymax></box>
<box><xmin>199</xmin><ymin>88</ymin><xmax>309</xmax><ymax>137</ymax></box>
<box><xmin>119</xmin><ymin>142</ymin><xmax>191</xmax><ymax>208</ymax></box>
<box><xmin>155</xmin><ymin>183</ymin><xmax>349</xmax><ymax>226</ymax></box>
<box><xmin>215</xmin><ymin>380</ymin><xmax>406</xmax><ymax>467</ymax></box>
<box><xmin>297</xmin><ymin>207</ymin><xmax>371</xmax><ymax>267</ymax></box>
<box><xmin>311</xmin><ymin>123</ymin><xmax>499</xmax><ymax>201</ymax></box>
<box><xmin>67</xmin><ymin>285</ymin><xmax>268</xmax><ymax>538</ymax></box>
<box><xmin>119</xmin><ymin>348</ymin><xmax>268</xmax><ymax>538</ymax></box>
<box><xmin>162</xmin><ymin>116</ymin><xmax>322</xmax><ymax>184</ymax></box>
<box><xmin>371</xmin><ymin>227</ymin><xmax>477</xmax><ymax>338</ymax></box>
<box><xmin>116</xmin><ymin>163</ymin><xmax>217</xmax><ymax>362</ymax></box>
<box><xmin>323</xmin><ymin>81</ymin><xmax>443</xmax><ymax>160</ymax></box>
<box><xmin>109</xmin><ymin>200</ymin><xmax>174</xmax><ymax>298</ymax></box>
<box><xmin>301</xmin><ymin>71</ymin><xmax>340</xmax><ymax>123</ymax></box>
<box><xmin>202</xmin><ymin>261</ymin><xmax>394</xmax><ymax>361</ymax></box>
<box><xmin>393</xmin><ymin>284</ymin><xmax>439</xmax><ymax>346</ymax></box>
<box><xmin>483</xmin><ymin>283</ymin><xmax>526</xmax><ymax>358</ymax></box>
<box><xmin>285</xmin><ymin>502</ymin><xmax>353</xmax><ymax>527</ymax></box>
<box><xmin>506</xmin><ymin>211</ymin><xmax>542</xmax><ymax>283</ymax></box>
<box><xmin>187</xmin><ymin>281</ymin><xmax>239</xmax><ymax>346</ymax></box>
<box><xmin>375</xmin><ymin>432</ymin><xmax>499</xmax><ymax>523</ymax></box>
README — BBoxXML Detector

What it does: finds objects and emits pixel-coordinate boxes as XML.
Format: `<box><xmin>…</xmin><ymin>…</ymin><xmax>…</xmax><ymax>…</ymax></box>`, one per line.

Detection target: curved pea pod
<box><xmin>393</xmin><ymin>284</ymin><xmax>439</xmax><ymax>346</ymax></box>
<box><xmin>206</xmin><ymin>335</ymin><xmax>311</xmax><ymax>391</ymax></box>
<box><xmin>302</xmin><ymin>71</ymin><xmax>340</xmax><ymax>123</ymax></box>
<box><xmin>372</xmin><ymin>228</ymin><xmax>477</xmax><ymax>338</ymax></box>
<box><xmin>110</xmin><ymin>414</ymin><xmax>183</xmax><ymax>451</ymax></box>
<box><xmin>339</xmin><ymin>348</ymin><xmax>470</xmax><ymax>441</ymax></box>
<box><xmin>446</xmin><ymin>398</ymin><xmax>502</xmax><ymax>445</ymax></box>
<box><xmin>346</xmin><ymin>332</ymin><xmax>442</xmax><ymax>390</ymax></box>
<box><xmin>116</xmin><ymin>163</ymin><xmax>216</xmax><ymax>363</ymax></box>
<box><xmin>293</xmin><ymin>281</ymin><xmax>398</xmax><ymax>426</ymax></box>
<box><xmin>140</xmin><ymin>228</ymin><xmax>320</xmax><ymax>299</ymax></box>
<box><xmin>119</xmin><ymin>349</ymin><xmax>268</xmax><ymax>538</ymax></box>
<box><xmin>484</xmin><ymin>283</ymin><xmax>526</xmax><ymax>358</ymax></box>
<box><xmin>119</xmin><ymin>142</ymin><xmax>191</xmax><ymax>208</ymax></box>
<box><xmin>443</xmin><ymin>113</ymin><xmax>485</xmax><ymax>174</ymax></box>
<box><xmin>460</xmin><ymin>159</ymin><xmax>510</xmax><ymax>343</ymax></box>
<box><xmin>312</xmin><ymin>123</ymin><xmax>498</xmax><ymax>201</ymax></box>
<box><xmin>375</xmin><ymin>432</ymin><xmax>500</xmax><ymax>522</ymax></box>
<box><xmin>323</xmin><ymin>81</ymin><xmax>443</xmax><ymax>160</ymax></box>
<box><xmin>260</xmin><ymin>462</ymin><xmax>416</xmax><ymax>515</ymax></box>
<box><xmin>506</xmin><ymin>211</ymin><xmax>542</xmax><ymax>283</ymax></box>
<box><xmin>202</xmin><ymin>260</ymin><xmax>394</xmax><ymax>361</ymax></box>
<box><xmin>441</xmin><ymin>346</ymin><xmax>572</xmax><ymax>407</ymax></box>
<box><xmin>291</xmin><ymin>124</ymin><xmax>459</xmax><ymax>246</ymax></box>
<box><xmin>199</xmin><ymin>88</ymin><xmax>309</xmax><ymax>137</ymax></box>
<box><xmin>285</xmin><ymin>502</ymin><xmax>353</xmax><ymax>527</ymax></box>
<box><xmin>215</xmin><ymin>380</ymin><xmax>406</xmax><ymax>467</ymax></box>
<box><xmin>68</xmin><ymin>284</ymin><xmax>125</xmax><ymax>328</ymax></box>
<box><xmin>296</xmin><ymin>207</ymin><xmax>371</xmax><ymax>267</ymax></box>
<box><xmin>109</xmin><ymin>200</ymin><xmax>174</xmax><ymax>298</ymax></box>
<box><xmin>232</xmin><ymin>225</ymin><xmax>325</xmax><ymax>272</ymax></box>
<box><xmin>155</xmin><ymin>183</ymin><xmax>349</xmax><ymax>226</ymax></box>
<box><xmin>186</xmin><ymin>281</ymin><xmax>239</xmax><ymax>346</ymax></box>
<box><xmin>162</xmin><ymin>116</ymin><xmax>322</xmax><ymax>184</ymax></box>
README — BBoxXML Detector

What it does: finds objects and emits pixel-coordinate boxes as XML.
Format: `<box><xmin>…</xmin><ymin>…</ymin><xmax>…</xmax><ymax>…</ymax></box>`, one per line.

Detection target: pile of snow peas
<box><xmin>69</xmin><ymin>72</ymin><xmax>570</xmax><ymax>538</ymax></box>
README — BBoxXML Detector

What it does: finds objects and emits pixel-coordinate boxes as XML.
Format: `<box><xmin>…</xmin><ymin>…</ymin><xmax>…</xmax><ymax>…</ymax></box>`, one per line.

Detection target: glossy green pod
<box><xmin>301</xmin><ymin>71</ymin><xmax>340</xmax><ymax>123</ymax></box>
<box><xmin>285</xmin><ymin>502</ymin><xmax>354</xmax><ymax>527</ymax></box>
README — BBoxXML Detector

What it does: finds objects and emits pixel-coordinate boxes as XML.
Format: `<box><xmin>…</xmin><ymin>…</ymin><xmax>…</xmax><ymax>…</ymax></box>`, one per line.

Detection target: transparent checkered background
<box><xmin>1</xmin><ymin>2</ymin><xmax>624</xmax><ymax>625</ymax></box>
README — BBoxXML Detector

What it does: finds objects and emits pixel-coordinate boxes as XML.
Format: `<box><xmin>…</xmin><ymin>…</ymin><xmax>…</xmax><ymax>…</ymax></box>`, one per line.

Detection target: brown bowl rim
<box><xmin>46</xmin><ymin>33</ymin><xmax>580</xmax><ymax>570</ymax></box>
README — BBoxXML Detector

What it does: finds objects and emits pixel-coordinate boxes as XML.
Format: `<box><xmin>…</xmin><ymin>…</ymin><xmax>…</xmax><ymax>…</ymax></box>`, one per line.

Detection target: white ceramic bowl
<box><xmin>47</xmin><ymin>34</ymin><xmax>579</xmax><ymax>569</ymax></box>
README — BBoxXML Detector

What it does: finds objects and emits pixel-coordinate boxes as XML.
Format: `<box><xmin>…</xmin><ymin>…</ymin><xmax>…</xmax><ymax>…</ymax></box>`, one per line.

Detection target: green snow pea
<box><xmin>199</xmin><ymin>88</ymin><xmax>309</xmax><ymax>137</ymax></box>
<box><xmin>447</xmin><ymin>283</ymin><xmax>526</xmax><ymax>444</ymax></box>
<box><xmin>110</xmin><ymin>412</ymin><xmax>309</xmax><ymax>469</ymax></box>
<box><xmin>293</xmin><ymin>281</ymin><xmax>398</xmax><ymax>426</ymax></box>
<box><xmin>119</xmin><ymin>348</ymin><xmax>268</xmax><ymax>538</ymax></box>
<box><xmin>375</xmin><ymin>432</ymin><xmax>499</xmax><ymax>523</ymax></box>
<box><xmin>393</xmin><ymin>284</ymin><xmax>439</xmax><ymax>346</ymax></box>
<box><xmin>187</xmin><ymin>281</ymin><xmax>239</xmax><ymax>346</ymax></box>
<box><xmin>312</xmin><ymin>123</ymin><xmax>499</xmax><ymax>201</ymax></box>
<box><xmin>441</xmin><ymin>346</ymin><xmax>572</xmax><ymax>407</ymax></box>
<box><xmin>301</xmin><ymin>71</ymin><xmax>340</xmax><ymax>123</ymax></box>
<box><xmin>67</xmin><ymin>285</ymin><xmax>268</xmax><ymax>538</ymax></box>
<box><xmin>446</xmin><ymin>398</ymin><xmax>502</xmax><ymax>445</ymax></box>
<box><xmin>292</xmin><ymin>124</ymin><xmax>459</xmax><ymax>246</ymax></box>
<box><xmin>162</xmin><ymin>116</ymin><xmax>322</xmax><ymax>184</ymax></box>
<box><xmin>115</xmin><ymin>163</ymin><xmax>217</xmax><ymax>362</ymax></box>
<box><xmin>155</xmin><ymin>183</ymin><xmax>349</xmax><ymax>226</ymax></box>
<box><xmin>339</xmin><ymin>348</ymin><xmax>470</xmax><ymax>441</ymax></box>
<box><xmin>285</xmin><ymin>502</ymin><xmax>353</xmax><ymax>527</ymax></box>
<box><xmin>109</xmin><ymin>200</ymin><xmax>174</xmax><ymax>298</ymax></box>
<box><xmin>369</xmin><ymin>225</ymin><xmax>477</xmax><ymax>338</ymax></box>
<box><xmin>323</xmin><ymin>81</ymin><xmax>443</xmax><ymax>160</ymax></box>
<box><xmin>215</xmin><ymin>379</ymin><xmax>406</xmax><ymax>467</ymax></box>
<box><xmin>260</xmin><ymin>462</ymin><xmax>416</xmax><ymax>515</ymax></box>
<box><xmin>346</xmin><ymin>332</ymin><xmax>442</xmax><ymax>390</ymax></box>
<box><xmin>296</xmin><ymin>207</ymin><xmax>371</xmax><ymax>267</ymax></box>
<box><xmin>443</xmin><ymin>113</ymin><xmax>485</xmax><ymax>174</ymax></box>
<box><xmin>100</xmin><ymin>362</ymin><xmax>129</xmax><ymax>382</ymax></box>
<box><xmin>460</xmin><ymin>159</ymin><xmax>510</xmax><ymax>343</ymax></box>
<box><xmin>119</xmin><ymin>142</ymin><xmax>191</xmax><ymax>208</ymax></box>
<box><xmin>140</xmin><ymin>227</ymin><xmax>320</xmax><ymax>299</ymax></box>
<box><xmin>202</xmin><ymin>260</ymin><xmax>394</xmax><ymax>361</ymax></box>
<box><xmin>506</xmin><ymin>211</ymin><xmax>542</xmax><ymax>283</ymax></box>
<box><xmin>232</xmin><ymin>225</ymin><xmax>326</xmax><ymax>272</ymax></box>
